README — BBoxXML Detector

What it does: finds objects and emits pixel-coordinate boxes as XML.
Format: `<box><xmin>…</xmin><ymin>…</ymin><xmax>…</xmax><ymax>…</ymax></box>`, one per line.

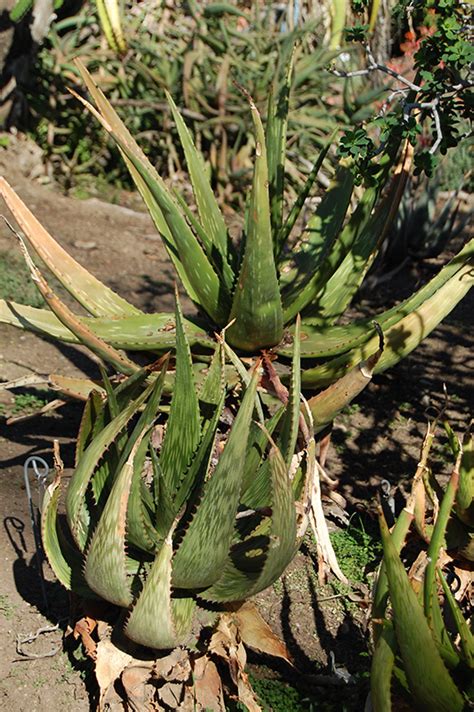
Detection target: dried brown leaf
<box><xmin>193</xmin><ymin>656</ymin><xmax>226</xmax><ymax>711</ymax></box>
<box><xmin>95</xmin><ymin>639</ymin><xmax>132</xmax><ymax>710</ymax></box>
<box><xmin>231</xmin><ymin>602</ymin><xmax>293</xmax><ymax>665</ymax></box>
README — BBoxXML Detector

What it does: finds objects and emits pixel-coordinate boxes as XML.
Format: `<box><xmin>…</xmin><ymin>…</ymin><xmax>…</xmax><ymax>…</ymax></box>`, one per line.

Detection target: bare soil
<box><xmin>0</xmin><ymin>141</ymin><xmax>472</xmax><ymax>710</ymax></box>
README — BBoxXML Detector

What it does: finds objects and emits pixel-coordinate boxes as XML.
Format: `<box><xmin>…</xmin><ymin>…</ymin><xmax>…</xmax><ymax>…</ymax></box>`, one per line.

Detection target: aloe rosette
<box><xmin>41</xmin><ymin>300</ymin><xmax>313</xmax><ymax>649</ymax></box>
<box><xmin>0</xmin><ymin>59</ymin><xmax>472</xmax><ymax>431</ymax></box>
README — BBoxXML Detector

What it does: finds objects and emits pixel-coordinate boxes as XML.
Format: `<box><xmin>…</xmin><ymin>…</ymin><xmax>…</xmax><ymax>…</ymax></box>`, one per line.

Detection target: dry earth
<box><xmin>0</xmin><ymin>140</ymin><xmax>472</xmax><ymax>710</ymax></box>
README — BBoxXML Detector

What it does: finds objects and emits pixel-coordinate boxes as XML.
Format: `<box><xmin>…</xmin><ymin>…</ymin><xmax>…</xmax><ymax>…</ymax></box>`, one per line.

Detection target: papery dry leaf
<box><xmin>231</xmin><ymin>602</ymin><xmax>293</xmax><ymax>665</ymax></box>
<box><xmin>73</xmin><ymin>615</ymin><xmax>98</xmax><ymax>659</ymax></box>
<box><xmin>261</xmin><ymin>352</ymin><xmax>289</xmax><ymax>404</ymax></box>
<box><xmin>153</xmin><ymin>647</ymin><xmax>192</xmax><ymax>682</ymax></box>
<box><xmin>121</xmin><ymin>663</ymin><xmax>156</xmax><ymax>712</ymax></box>
<box><xmin>451</xmin><ymin>564</ymin><xmax>473</xmax><ymax>602</ymax></box>
<box><xmin>193</xmin><ymin>656</ymin><xmax>226</xmax><ymax>711</ymax></box>
<box><xmin>95</xmin><ymin>638</ymin><xmax>132</xmax><ymax>710</ymax></box>
<box><xmin>209</xmin><ymin>617</ymin><xmax>262</xmax><ymax>712</ymax></box>
<box><xmin>157</xmin><ymin>680</ymin><xmax>185</xmax><ymax>709</ymax></box>
<box><xmin>408</xmin><ymin>550</ymin><xmax>429</xmax><ymax>596</ymax></box>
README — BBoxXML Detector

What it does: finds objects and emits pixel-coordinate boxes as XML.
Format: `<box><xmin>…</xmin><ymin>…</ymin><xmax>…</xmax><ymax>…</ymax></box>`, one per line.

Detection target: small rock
<box><xmin>73</xmin><ymin>240</ymin><xmax>97</xmax><ymax>250</ymax></box>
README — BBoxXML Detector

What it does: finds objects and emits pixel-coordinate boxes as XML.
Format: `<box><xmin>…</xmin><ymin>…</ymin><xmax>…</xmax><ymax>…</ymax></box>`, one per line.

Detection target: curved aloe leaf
<box><xmin>84</xmin><ymin>435</ymin><xmax>149</xmax><ymax>607</ymax></box>
<box><xmin>171</xmin><ymin>366</ymin><xmax>259</xmax><ymax>588</ymax></box>
<box><xmin>0</xmin><ymin>177</ymin><xmax>139</xmax><ymax>318</ymax></box>
<box><xmin>307</xmin><ymin>332</ymin><xmax>383</xmax><ymax>432</ymax></box>
<box><xmin>125</xmin><ymin>529</ymin><xmax>195</xmax><ymax>649</ymax></box>
<box><xmin>203</xmin><ymin>436</ymin><xmax>297</xmax><ymax>602</ymax></box>
<box><xmin>438</xmin><ymin>569</ymin><xmax>474</xmax><ymax>668</ymax></box>
<box><xmin>379</xmin><ymin>510</ymin><xmax>464</xmax><ymax>712</ymax></box>
<box><xmin>280</xmin><ymin>167</ymin><xmax>353</xmax><ymax>320</ymax></box>
<box><xmin>160</xmin><ymin>295</ymin><xmax>201</xmax><ymax>494</ymax></box>
<box><xmin>66</xmin><ymin>380</ymin><xmax>153</xmax><ymax>550</ymax></box>
<box><xmin>41</xmin><ymin>475</ymin><xmax>97</xmax><ymax>598</ymax></box>
<box><xmin>267</xmin><ymin>48</ymin><xmax>294</xmax><ymax>244</ymax></box>
<box><xmin>457</xmin><ymin>425</ymin><xmax>473</xmax><ymax>524</ymax></box>
<box><xmin>18</xmin><ymin>244</ymin><xmax>139</xmax><ymax>375</ymax></box>
<box><xmin>370</xmin><ymin>624</ymin><xmax>397</xmax><ymax>712</ymax></box>
<box><xmin>73</xmin><ymin>62</ymin><xmax>228</xmax><ymax>325</ymax></box>
<box><xmin>278</xmin><ymin>314</ymin><xmax>301</xmax><ymax>468</ymax></box>
<box><xmin>0</xmin><ymin>300</ymin><xmax>213</xmax><ymax>351</ymax></box>
<box><xmin>312</xmin><ymin>144</ymin><xmax>412</xmax><ymax>323</ymax></box>
<box><xmin>424</xmin><ymin>460</ymin><xmax>460</xmax><ymax>628</ymax></box>
<box><xmin>301</xmin><ymin>241</ymin><xmax>473</xmax><ymax>388</ymax></box>
<box><xmin>227</xmin><ymin>90</ymin><xmax>283</xmax><ymax>351</ymax></box>
<box><xmin>166</xmin><ymin>91</ymin><xmax>233</xmax><ymax>292</ymax></box>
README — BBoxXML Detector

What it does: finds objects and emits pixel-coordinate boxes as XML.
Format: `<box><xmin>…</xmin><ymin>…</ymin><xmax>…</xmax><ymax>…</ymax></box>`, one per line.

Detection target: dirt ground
<box><xmin>0</xmin><ymin>141</ymin><xmax>472</xmax><ymax>710</ymax></box>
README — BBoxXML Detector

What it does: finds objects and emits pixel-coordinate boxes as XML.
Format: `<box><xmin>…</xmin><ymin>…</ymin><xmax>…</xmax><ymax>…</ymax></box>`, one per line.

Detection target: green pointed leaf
<box><xmin>371</xmin><ymin>625</ymin><xmax>396</xmax><ymax>712</ymax></box>
<box><xmin>84</xmin><ymin>435</ymin><xmax>149</xmax><ymax>607</ymax></box>
<box><xmin>198</xmin><ymin>341</ymin><xmax>225</xmax><ymax>417</ymax></box>
<box><xmin>311</xmin><ymin>149</ymin><xmax>411</xmax><ymax>323</ymax></box>
<box><xmin>125</xmin><ymin>530</ymin><xmax>195</xmax><ymax>649</ymax></box>
<box><xmin>276</xmin><ymin>133</ymin><xmax>335</xmax><ymax>256</ymax></box>
<box><xmin>457</xmin><ymin>426</ymin><xmax>473</xmax><ymax>523</ymax></box>
<box><xmin>171</xmin><ymin>367</ymin><xmax>259</xmax><ymax>588</ymax></box>
<box><xmin>174</xmin><ymin>389</ymin><xmax>225</xmax><ymax>514</ymax></box>
<box><xmin>267</xmin><ymin>49</ymin><xmax>294</xmax><ymax>244</ymax></box>
<box><xmin>280</xmin><ymin>168</ymin><xmax>354</xmax><ymax>321</ymax></box>
<box><xmin>125</xmin><ymin>434</ymin><xmax>161</xmax><ymax>553</ymax></box>
<box><xmin>241</xmin><ymin>408</ymin><xmax>284</xmax><ymax>498</ymax></box>
<box><xmin>226</xmin><ymin>91</ymin><xmax>283</xmax><ymax>351</ymax></box>
<box><xmin>166</xmin><ymin>92</ymin><xmax>233</xmax><ymax>293</ymax></box>
<box><xmin>66</xmin><ymin>382</ymin><xmax>154</xmax><ymax>550</ymax></box>
<box><xmin>41</xmin><ymin>476</ymin><xmax>97</xmax><ymax>598</ymax></box>
<box><xmin>160</xmin><ymin>295</ymin><xmax>201</xmax><ymax>494</ymax></box>
<box><xmin>424</xmin><ymin>463</ymin><xmax>460</xmax><ymax>627</ymax></box>
<box><xmin>379</xmin><ymin>511</ymin><xmax>464</xmax><ymax>712</ymax></box>
<box><xmin>203</xmin><ymin>437</ymin><xmax>298</xmax><ymax>602</ymax></box>
<box><xmin>0</xmin><ymin>301</ymin><xmax>210</xmax><ymax>351</ymax></box>
<box><xmin>75</xmin><ymin>390</ymin><xmax>106</xmax><ymax>466</ymax></box>
<box><xmin>438</xmin><ymin>569</ymin><xmax>474</xmax><ymax>668</ymax></box>
<box><xmin>73</xmin><ymin>62</ymin><xmax>227</xmax><ymax>325</ymax></box>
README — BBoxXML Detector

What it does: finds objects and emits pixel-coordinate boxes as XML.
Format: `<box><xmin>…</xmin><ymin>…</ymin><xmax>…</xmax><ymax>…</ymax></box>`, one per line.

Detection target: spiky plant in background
<box><xmin>371</xmin><ymin>420</ymin><xmax>473</xmax><ymax>711</ymax></box>
<box><xmin>0</xmin><ymin>59</ymin><xmax>472</xmax><ymax>432</ymax></box>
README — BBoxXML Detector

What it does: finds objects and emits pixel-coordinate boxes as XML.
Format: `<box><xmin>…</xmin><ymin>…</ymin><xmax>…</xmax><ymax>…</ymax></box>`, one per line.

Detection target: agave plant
<box><xmin>0</xmin><ymin>59</ymin><xmax>473</xmax><ymax>433</ymax></box>
<box><xmin>371</xmin><ymin>420</ymin><xmax>473</xmax><ymax>711</ymax></box>
<box><xmin>41</xmin><ymin>296</ymin><xmax>313</xmax><ymax>653</ymax></box>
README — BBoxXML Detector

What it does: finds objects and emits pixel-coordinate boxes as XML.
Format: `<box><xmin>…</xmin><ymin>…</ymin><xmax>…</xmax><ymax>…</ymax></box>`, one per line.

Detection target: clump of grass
<box><xmin>11</xmin><ymin>393</ymin><xmax>48</xmax><ymax>414</ymax></box>
<box><xmin>0</xmin><ymin>251</ymin><xmax>44</xmax><ymax>307</ymax></box>
<box><xmin>0</xmin><ymin>392</ymin><xmax>49</xmax><ymax>419</ymax></box>
<box><xmin>330</xmin><ymin>516</ymin><xmax>382</xmax><ymax>584</ymax></box>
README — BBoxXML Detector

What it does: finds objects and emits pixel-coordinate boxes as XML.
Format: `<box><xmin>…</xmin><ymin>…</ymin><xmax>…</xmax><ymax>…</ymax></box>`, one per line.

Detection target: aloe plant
<box><xmin>41</xmin><ymin>296</ymin><xmax>312</xmax><ymax>650</ymax></box>
<box><xmin>0</xmin><ymin>59</ymin><xmax>472</xmax><ymax>432</ymax></box>
<box><xmin>371</xmin><ymin>421</ymin><xmax>473</xmax><ymax>711</ymax></box>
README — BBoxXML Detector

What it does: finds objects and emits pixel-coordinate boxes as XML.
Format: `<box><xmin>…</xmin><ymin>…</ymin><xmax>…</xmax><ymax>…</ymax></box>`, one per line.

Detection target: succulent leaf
<box><xmin>226</xmin><ymin>91</ymin><xmax>283</xmax><ymax>350</ymax></box>
<box><xmin>171</xmin><ymin>366</ymin><xmax>259</xmax><ymax>588</ymax></box>
<box><xmin>160</xmin><ymin>295</ymin><xmax>201</xmax><ymax>494</ymax></box>
<box><xmin>125</xmin><ymin>528</ymin><xmax>195</xmax><ymax>649</ymax></box>
<box><xmin>84</xmin><ymin>434</ymin><xmax>148</xmax><ymax>606</ymax></box>
<box><xmin>379</xmin><ymin>510</ymin><xmax>464</xmax><ymax>712</ymax></box>
<box><xmin>0</xmin><ymin>177</ymin><xmax>139</xmax><ymax>318</ymax></box>
<box><xmin>166</xmin><ymin>91</ymin><xmax>233</xmax><ymax>293</ymax></box>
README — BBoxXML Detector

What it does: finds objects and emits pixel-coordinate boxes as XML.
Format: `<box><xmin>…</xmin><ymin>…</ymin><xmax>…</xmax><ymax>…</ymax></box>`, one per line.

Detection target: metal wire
<box><xmin>23</xmin><ymin>457</ymin><xmax>50</xmax><ymax>612</ymax></box>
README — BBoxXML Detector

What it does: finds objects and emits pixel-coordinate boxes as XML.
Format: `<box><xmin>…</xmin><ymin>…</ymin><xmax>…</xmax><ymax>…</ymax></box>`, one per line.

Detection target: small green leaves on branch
<box><xmin>334</xmin><ymin>1</ymin><xmax>473</xmax><ymax>179</ymax></box>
